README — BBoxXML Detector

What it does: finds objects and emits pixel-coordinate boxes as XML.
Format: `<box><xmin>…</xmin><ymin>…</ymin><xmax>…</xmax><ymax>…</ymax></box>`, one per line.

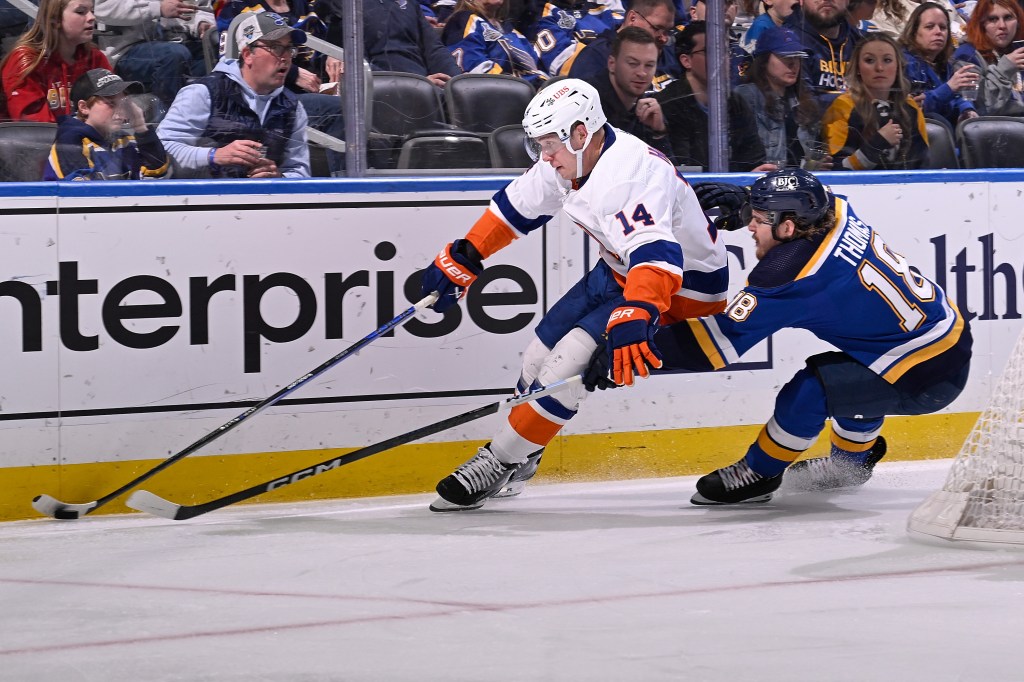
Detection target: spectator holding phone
<box><xmin>900</xmin><ymin>1</ymin><xmax>979</xmax><ymax>127</ymax></box>
<box><xmin>951</xmin><ymin>0</ymin><xmax>1024</xmax><ymax>116</ymax></box>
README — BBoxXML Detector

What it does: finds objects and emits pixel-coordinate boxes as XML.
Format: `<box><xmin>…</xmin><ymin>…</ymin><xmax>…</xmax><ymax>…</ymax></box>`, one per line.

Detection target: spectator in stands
<box><xmin>442</xmin><ymin>0</ymin><xmax>547</xmax><ymax>85</ymax></box>
<box><xmin>687</xmin><ymin>0</ymin><xmax>752</xmax><ymax>86</ymax></box>
<box><xmin>532</xmin><ymin>0</ymin><xmax>624</xmax><ymax>77</ymax></box>
<box><xmin>94</xmin><ymin>0</ymin><xmax>214</xmax><ymax>108</ymax></box>
<box><xmin>866</xmin><ymin>0</ymin><xmax>917</xmax><ymax>36</ymax></box>
<box><xmin>822</xmin><ymin>32</ymin><xmax>929</xmax><ymax>169</ymax></box>
<box><xmin>1</xmin><ymin>0</ymin><xmax>111</xmax><ymax>122</ymax></box>
<box><xmin>734</xmin><ymin>26</ymin><xmax>828</xmax><ymax>168</ymax></box>
<box><xmin>656</xmin><ymin>21</ymin><xmax>769</xmax><ymax>170</ymax></box>
<box><xmin>568</xmin><ymin>0</ymin><xmax>682</xmax><ymax>90</ymax></box>
<box><xmin>44</xmin><ymin>68</ymin><xmax>169</xmax><ymax>179</ymax></box>
<box><xmin>157</xmin><ymin>12</ymin><xmax>310</xmax><ymax>177</ymax></box>
<box><xmin>847</xmin><ymin>0</ymin><xmax>882</xmax><ymax>32</ymax></box>
<box><xmin>743</xmin><ymin>0</ymin><xmax>798</xmax><ymax>50</ymax></box>
<box><xmin>784</xmin><ymin>0</ymin><xmax>862</xmax><ymax>111</ymax></box>
<box><xmin>952</xmin><ymin>0</ymin><xmax>1024</xmax><ymax>116</ymax></box>
<box><xmin>584</xmin><ymin>27</ymin><xmax>673</xmax><ymax>155</ymax></box>
<box><xmin>217</xmin><ymin>4</ymin><xmax>344</xmax><ymax>173</ymax></box>
<box><xmin>900</xmin><ymin>1</ymin><xmax>979</xmax><ymax>127</ymax></box>
<box><xmin>318</xmin><ymin>0</ymin><xmax>462</xmax><ymax>88</ymax></box>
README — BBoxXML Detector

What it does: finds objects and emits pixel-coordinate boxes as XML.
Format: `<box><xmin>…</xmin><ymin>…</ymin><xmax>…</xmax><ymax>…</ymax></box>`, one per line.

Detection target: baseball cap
<box><xmin>232</xmin><ymin>12</ymin><xmax>306</xmax><ymax>53</ymax></box>
<box><xmin>70</xmin><ymin>69</ymin><xmax>143</xmax><ymax>105</ymax></box>
<box><xmin>753</xmin><ymin>26</ymin><xmax>810</xmax><ymax>58</ymax></box>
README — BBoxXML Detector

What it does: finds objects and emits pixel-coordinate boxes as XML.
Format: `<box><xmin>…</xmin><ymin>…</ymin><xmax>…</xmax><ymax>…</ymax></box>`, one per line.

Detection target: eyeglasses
<box><xmin>253</xmin><ymin>43</ymin><xmax>297</xmax><ymax>59</ymax></box>
<box><xmin>633</xmin><ymin>11</ymin><xmax>674</xmax><ymax>37</ymax></box>
<box><xmin>689</xmin><ymin>49</ymin><xmax>707</xmax><ymax>55</ymax></box>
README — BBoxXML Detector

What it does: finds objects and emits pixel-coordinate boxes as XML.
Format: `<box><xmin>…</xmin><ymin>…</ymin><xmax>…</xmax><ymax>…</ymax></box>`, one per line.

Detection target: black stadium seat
<box><xmin>488</xmin><ymin>124</ymin><xmax>532</xmax><ymax>169</ymax></box>
<box><xmin>0</xmin><ymin>122</ymin><xmax>57</xmax><ymax>182</ymax></box>
<box><xmin>444</xmin><ymin>73</ymin><xmax>535</xmax><ymax>135</ymax></box>
<box><xmin>396</xmin><ymin>133</ymin><xmax>490</xmax><ymax>170</ymax></box>
<box><xmin>923</xmin><ymin>116</ymin><xmax>959</xmax><ymax>169</ymax></box>
<box><xmin>956</xmin><ymin>116</ymin><xmax>1024</xmax><ymax>168</ymax></box>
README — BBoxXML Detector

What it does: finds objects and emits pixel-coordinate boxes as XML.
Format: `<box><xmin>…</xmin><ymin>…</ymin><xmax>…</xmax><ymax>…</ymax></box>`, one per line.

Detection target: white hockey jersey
<box><xmin>467</xmin><ymin>125</ymin><xmax>729</xmax><ymax>321</ymax></box>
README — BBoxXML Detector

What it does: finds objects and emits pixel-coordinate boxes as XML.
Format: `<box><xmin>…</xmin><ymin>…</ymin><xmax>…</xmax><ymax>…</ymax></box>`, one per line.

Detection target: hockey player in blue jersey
<box><xmin>588</xmin><ymin>169</ymin><xmax>973</xmax><ymax>504</ymax></box>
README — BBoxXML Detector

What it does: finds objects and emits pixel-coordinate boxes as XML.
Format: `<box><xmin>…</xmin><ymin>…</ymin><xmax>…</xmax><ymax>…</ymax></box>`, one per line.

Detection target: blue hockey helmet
<box><xmin>744</xmin><ymin>169</ymin><xmax>832</xmax><ymax>236</ymax></box>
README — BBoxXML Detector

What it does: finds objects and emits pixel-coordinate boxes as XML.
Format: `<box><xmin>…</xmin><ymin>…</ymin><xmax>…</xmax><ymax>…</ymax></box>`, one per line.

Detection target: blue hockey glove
<box><xmin>605</xmin><ymin>301</ymin><xmax>663</xmax><ymax>387</ymax></box>
<box><xmin>420</xmin><ymin>239</ymin><xmax>484</xmax><ymax>314</ymax></box>
<box><xmin>693</xmin><ymin>181</ymin><xmax>749</xmax><ymax>231</ymax></box>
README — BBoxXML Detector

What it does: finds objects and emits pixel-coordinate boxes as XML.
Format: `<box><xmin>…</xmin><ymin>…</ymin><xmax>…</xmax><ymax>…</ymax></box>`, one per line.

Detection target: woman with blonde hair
<box><xmin>1</xmin><ymin>0</ymin><xmax>111</xmax><ymax>121</ymax></box>
<box><xmin>951</xmin><ymin>0</ymin><xmax>1024</xmax><ymax>116</ymax></box>
<box><xmin>822</xmin><ymin>32</ymin><xmax>929</xmax><ymax>170</ymax></box>
<box><xmin>441</xmin><ymin>0</ymin><xmax>546</xmax><ymax>86</ymax></box>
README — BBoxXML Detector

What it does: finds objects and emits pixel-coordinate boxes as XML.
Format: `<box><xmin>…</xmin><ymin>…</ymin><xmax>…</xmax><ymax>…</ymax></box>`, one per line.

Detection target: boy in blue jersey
<box><xmin>588</xmin><ymin>169</ymin><xmax>973</xmax><ymax>504</ymax></box>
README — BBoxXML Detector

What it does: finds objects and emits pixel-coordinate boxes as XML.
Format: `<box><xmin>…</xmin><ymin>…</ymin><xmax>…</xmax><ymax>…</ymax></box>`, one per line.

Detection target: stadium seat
<box><xmin>396</xmin><ymin>133</ymin><xmax>489</xmax><ymax>170</ymax></box>
<box><xmin>371</xmin><ymin>71</ymin><xmax>447</xmax><ymax>139</ymax></box>
<box><xmin>956</xmin><ymin>116</ymin><xmax>1024</xmax><ymax>168</ymax></box>
<box><xmin>488</xmin><ymin>124</ymin><xmax>531</xmax><ymax>169</ymax></box>
<box><xmin>923</xmin><ymin>116</ymin><xmax>958</xmax><ymax>169</ymax></box>
<box><xmin>444</xmin><ymin>73</ymin><xmax>535</xmax><ymax>134</ymax></box>
<box><xmin>0</xmin><ymin>122</ymin><xmax>57</xmax><ymax>182</ymax></box>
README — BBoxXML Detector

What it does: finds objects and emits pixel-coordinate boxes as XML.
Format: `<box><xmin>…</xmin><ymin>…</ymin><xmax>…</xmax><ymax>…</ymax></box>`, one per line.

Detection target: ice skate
<box><xmin>429</xmin><ymin>444</ymin><xmax>519</xmax><ymax>512</ymax></box>
<box><xmin>691</xmin><ymin>459</ymin><xmax>783</xmax><ymax>505</ymax></box>
<box><xmin>785</xmin><ymin>436</ymin><xmax>887</xmax><ymax>492</ymax></box>
<box><xmin>493</xmin><ymin>449</ymin><xmax>543</xmax><ymax>499</ymax></box>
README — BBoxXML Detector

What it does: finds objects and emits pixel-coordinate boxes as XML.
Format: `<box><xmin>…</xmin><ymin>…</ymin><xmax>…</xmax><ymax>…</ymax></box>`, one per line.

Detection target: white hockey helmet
<box><xmin>522</xmin><ymin>78</ymin><xmax>607</xmax><ymax>178</ymax></box>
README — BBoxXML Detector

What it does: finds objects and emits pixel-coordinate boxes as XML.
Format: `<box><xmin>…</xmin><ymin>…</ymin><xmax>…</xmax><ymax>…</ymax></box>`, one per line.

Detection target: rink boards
<box><xmin>0</xmin><ymin>171</ymin><xmax>1020</xmax><ymax>520</ymax></box>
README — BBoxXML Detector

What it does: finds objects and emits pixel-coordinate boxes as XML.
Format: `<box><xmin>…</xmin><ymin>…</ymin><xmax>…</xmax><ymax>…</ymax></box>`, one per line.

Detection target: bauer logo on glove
<box><xmin>605</xmin><ymin>301</ymin><xmax>663</xmax><ymax>387</ymax></box>
<box><xmin>419</xmin><ymin>239</ymin><xmax>484</xmax><ymax>314</ymax></box>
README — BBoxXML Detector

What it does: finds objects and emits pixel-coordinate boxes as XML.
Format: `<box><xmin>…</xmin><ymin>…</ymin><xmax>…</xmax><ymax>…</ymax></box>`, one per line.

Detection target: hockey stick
<box><xmin>31</xmin><ymin>293</ymin><xmax>439</xmax><ymax>520</ymax></box>
<box><xmin>126</xmin><ymin>375</ymin><xmax>583</xmax><ymax>520</ymax></box>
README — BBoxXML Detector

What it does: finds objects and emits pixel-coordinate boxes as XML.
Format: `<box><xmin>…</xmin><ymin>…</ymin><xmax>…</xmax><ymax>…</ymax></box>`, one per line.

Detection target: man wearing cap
<box><xmin>45</xmin><ymin>68</ymin><xmax>170</xmax><ymax>180</ymax></box>
<box><xmin>94</xmin><ymin>0</ymin><xmax>214</xmax><ymax>107</ymax></box>
<box><xmin>156</xmin><ymin>12</ymin><xmax>310</xmax><ymax>178</ymax></box>
<box><xmin>655</xmin><ymin>21</ymin><xmax>769</xmax><ymax>171</ymax></box>
<box><xmin>687</xmin><ymin>0</ymin><xmax>751</xmax><ymax>86</ymax></box>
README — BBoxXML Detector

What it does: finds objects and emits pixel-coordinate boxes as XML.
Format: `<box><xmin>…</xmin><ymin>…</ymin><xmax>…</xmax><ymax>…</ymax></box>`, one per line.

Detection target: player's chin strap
<box><xmin>573</xmin><ymin>128</ymin><xmax>598</xmax><ymax>179</ymax></box>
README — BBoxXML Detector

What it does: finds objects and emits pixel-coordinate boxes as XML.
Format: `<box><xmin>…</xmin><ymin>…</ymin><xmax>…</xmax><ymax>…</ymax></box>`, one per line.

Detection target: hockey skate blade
<box><xmin>31</xmin><ymin>495</ymin><xmax>96</xmax><ymax>520</ymax></box>
<box><xmin>690</xmin><ymin>492</ymin><xmax>774</xmax><ymax>506</ymax></box>
<box><xmin>125</xmin><ymin>490</ymin><xmax>181</xmax><ymax>519</ymax></box>
<box><xmin>428</xmin><ymin>496</ymin><xmax>486</xmax><ymax>512</ymax></box>
<box><xmin>491</xmin><ymin>480</ymin><xmax>527</xmax><ymax>499</ymax></box>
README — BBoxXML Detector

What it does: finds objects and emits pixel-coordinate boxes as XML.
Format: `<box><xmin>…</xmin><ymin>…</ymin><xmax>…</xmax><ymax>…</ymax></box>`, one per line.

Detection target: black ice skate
<box><xmin>785</xmin><ymin>436</ymin><xmax>887</xmax><ymax>492</ymax></box>
<box><xmin>691</xmin><ymin>459</ymin><xmax>783</xmax><ymax>505</ymax></box>
<box><xmin>429</xmin><ymin>444</ymin><xmax>519</xmax><ymax>512</ymax></box>
<box><xmin>493</xmin><ymin>449</ymin><xmax>544</xmax><ymax>499</ymax></box>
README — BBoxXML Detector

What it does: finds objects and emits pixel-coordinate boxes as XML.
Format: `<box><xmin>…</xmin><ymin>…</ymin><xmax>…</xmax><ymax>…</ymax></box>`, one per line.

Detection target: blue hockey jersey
<box><xmin>659</xmin><ymin>196</ymin><xmax>969</xmax><ymax>389</ymax></box>
<box><xmin>442</xmin><ymin>11</ymin><xmax>546</xmax><ymax>86</ymax></box>
<box><xmin>532</xmin><ymin>1</ymin><xmax>624</xmax><ymax>76</ymax></box>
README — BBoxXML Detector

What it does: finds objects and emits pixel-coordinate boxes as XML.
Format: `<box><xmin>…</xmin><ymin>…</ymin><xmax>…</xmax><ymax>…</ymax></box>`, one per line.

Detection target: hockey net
<box><xmin>907</xmin><ymin>331</ymin><xmax>1024</xmax><ymax>547</ymax></box>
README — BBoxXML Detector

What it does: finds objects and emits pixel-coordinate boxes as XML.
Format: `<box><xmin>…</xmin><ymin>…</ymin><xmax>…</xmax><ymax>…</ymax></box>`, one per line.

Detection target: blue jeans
<box><xmin>297</xmin><ymin>92</ymin><xmax>345</xmax><ymax>175</ymax></box>
<box><xmin>116</xmin><ymin>40</ymin><xmax>207</xmax><ymax>107</ymax></box>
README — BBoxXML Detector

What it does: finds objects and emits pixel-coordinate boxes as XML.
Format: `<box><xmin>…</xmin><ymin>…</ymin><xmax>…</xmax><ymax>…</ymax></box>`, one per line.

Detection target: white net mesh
<box><xmin>907</xmin><ymin>330</ymin><xmax>1024</xmax><ymax>545</ymax></box>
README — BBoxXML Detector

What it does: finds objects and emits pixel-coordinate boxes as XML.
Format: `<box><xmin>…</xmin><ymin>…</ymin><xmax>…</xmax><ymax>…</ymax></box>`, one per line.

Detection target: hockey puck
<box><xmin>53</xmin><ymin>509</ymin><xmax>80</xmax><ymax>520</ymax></box>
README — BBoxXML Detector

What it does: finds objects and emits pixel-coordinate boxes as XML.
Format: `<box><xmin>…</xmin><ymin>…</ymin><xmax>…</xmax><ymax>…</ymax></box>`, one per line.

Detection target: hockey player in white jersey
<box><xmin>420</xmin><ymin>78</ymin><xmax>729</xmax><ymax>511</ymax></box>
<box><xmin>587</xmin><ymin>169</ymin><xmax>973</xmax><ymax>505</ymax></box>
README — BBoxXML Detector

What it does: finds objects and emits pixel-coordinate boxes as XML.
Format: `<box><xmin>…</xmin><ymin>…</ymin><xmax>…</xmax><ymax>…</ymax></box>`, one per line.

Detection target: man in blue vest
<box><xmin>157</xmin><ymin>12</ymin><xmax>311</xmax><ymax>178</ymax></box>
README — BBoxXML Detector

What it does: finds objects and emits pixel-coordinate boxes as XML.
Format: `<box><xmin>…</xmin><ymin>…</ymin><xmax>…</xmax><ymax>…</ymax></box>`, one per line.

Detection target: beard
<box><xmin>805</xmin><ymin>7</ymin><xmax>843</xmax><ymax>31</ymax></box>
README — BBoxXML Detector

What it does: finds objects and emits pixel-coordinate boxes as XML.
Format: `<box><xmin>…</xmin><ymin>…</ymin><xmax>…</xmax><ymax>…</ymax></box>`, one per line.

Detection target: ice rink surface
<box><xmin>1</xmin><ymin>459</ymin><xmax>1022</xmax><ymax>682</ymax></box>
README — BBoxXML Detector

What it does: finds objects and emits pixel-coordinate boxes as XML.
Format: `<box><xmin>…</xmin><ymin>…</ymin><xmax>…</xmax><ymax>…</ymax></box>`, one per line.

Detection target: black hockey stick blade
<box><xmin>31</xmin><ymin>293</ymin><xmax>439</xmax><ymax>520</ymax></box>
<box><xmin>126</xmin><ymin>375</ymin><xmax>582</xmax><ymax>520</ymax></box>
